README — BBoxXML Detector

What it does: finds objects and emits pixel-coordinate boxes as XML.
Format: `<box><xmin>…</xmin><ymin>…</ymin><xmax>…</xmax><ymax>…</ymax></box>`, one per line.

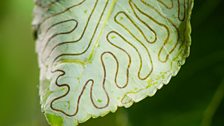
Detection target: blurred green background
<box><xmin>0</xmin><ymin>0</ymin><xmax>223</xmax><ymax>126</ymax></box>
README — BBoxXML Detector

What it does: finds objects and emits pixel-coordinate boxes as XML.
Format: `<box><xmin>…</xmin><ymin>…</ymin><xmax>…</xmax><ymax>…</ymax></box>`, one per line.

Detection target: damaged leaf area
<box><xmin>33</xmin><ymin>0</ymin><xmax>194</xmax><ymax>125</ymax></box>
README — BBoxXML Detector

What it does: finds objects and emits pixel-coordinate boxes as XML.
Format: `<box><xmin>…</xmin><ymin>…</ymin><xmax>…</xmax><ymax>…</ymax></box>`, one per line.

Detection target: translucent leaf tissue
<box><xmin>33</xmin><ymin>0</ymin><xmax>194</xmax><ymax>125</ymax></box>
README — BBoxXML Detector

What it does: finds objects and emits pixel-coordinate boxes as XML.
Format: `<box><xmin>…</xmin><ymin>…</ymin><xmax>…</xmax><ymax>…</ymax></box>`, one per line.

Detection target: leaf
<box><xmin>33</xmin><ymin>0</ymin><xmax>194</xmax><ymax>125</ymax></box>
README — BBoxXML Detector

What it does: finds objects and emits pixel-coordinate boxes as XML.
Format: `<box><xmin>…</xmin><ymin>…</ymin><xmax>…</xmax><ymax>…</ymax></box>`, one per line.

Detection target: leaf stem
<box><xmin>201</xmin><ymin>78</ymin><xmax>224</xmax><ymax>126</ymax></box>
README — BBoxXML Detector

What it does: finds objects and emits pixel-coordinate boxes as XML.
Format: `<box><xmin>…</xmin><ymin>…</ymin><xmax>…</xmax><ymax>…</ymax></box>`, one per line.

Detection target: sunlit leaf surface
<box><xmin>33</xmin><ymin>0</ymin><xmax>194</xmax><ymax>125</ymax></box>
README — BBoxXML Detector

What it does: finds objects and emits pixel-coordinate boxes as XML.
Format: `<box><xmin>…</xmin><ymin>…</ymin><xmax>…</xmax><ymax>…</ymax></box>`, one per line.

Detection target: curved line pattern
<box><xmin>51</xmin><ymin>0</ymin><xmax>109</xmax><ymax>66</ymax></box>
<box><xmin>157</xmin><ymin>0</ymin><xmax>186</xmax><ymax>21</ymax></box>
<box><xmin>110</xmin><ymin>53</ymin><xmax>130</xmax><ymax>89</ymax></box>
<box><xmin>157</xmin><ymin>0</ymin><xmax>174</xmax><ymax>9</ymax></box>
<box><xmin>90</xmin><ymin>52</ymin><xmax>113</xmax><ymax>109</ymax></box>
<box><xmin>132</xmin><ymin>0</ymin><xmax>173</xmax><ymax>63</ymax></box>
<box><xmin>40</xmin><ymin>19</ymin><xmax>78</xmax><ymax>63</ymax></box>
<box><xmin>41</xmin><ymin>0</ymin><xmax>99</xmax><ymax>64</ymax></box>
<box><xmin>106</xmin><ymin>32</ymin><xmax>132</xmax><ymax>88</ymax></box>
<box><xmin>36</xmin><ymin>0</ymin><xmax>190</xmax><ymax>118</ymax></box>
<box><xmin>50</xmin><ymin>69</ymin><xmax>92</xmax><ymax>116</ymax></box>
<box><xmin>139</xmin><ymin>0</ymin><xmax>180</xmax><ymax>63</ymax></box>
<box><xmin>37</xmin><ymin>0</ymin><xmax>86</xmax><ymax>32</ymax></box>
<box><xmin>178</xmin><ymin>0</ymin><xmax>186</xmax><ymax>21</ymax></box>
<box><xmin>115</xmin><ymin>11</ymin><xmax>157</xmax><ymax>44</ymax></box>
<box><xmin>109</xmin><ymin>30</ymin><xmax>153</xmax><ymax>80</ymax></box>
<box><xmin>49</xmin><ymin>0</ymin><xmax>111</xmax><ymax>115</ymax></box>
<box><xmin>114</xmin><ymin>11</ymin><xmax>154</xmax><ymax>79</ymax></box>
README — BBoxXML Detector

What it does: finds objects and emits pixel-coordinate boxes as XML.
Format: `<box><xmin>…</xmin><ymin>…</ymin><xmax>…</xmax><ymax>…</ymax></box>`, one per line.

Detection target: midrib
<box><xmin>87</xmin><ymin>0</ymin><xmax>118</xmax><ymax>61</ymax></box>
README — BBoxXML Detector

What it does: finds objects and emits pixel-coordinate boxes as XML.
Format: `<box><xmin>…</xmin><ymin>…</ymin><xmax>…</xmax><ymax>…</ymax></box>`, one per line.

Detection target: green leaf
<box><xmin>33</xmin><ymin>0</ymin><xmax>194</xmax><ymax>125</ymax></box>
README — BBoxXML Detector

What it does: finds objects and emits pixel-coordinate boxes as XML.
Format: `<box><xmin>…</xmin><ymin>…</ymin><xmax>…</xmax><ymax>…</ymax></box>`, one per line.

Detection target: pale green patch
<box><xmin>46</xmin><ymin>114</ymin><xmax>63</xmax><ymax>126</ymax></box>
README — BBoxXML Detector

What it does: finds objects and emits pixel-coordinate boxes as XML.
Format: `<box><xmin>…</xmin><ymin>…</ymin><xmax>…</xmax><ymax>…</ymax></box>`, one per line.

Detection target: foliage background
<box><xmin>0</xmin><ymin>0</ymin><xmax>223</xmax><ymax>126</ymax></box>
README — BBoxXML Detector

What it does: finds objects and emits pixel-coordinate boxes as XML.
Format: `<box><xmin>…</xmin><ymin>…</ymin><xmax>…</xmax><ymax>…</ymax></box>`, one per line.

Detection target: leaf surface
<box><xmin>33</xmin><ymin>0</ymin><xmax>194</xmax><ymax>125</ymax></box>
